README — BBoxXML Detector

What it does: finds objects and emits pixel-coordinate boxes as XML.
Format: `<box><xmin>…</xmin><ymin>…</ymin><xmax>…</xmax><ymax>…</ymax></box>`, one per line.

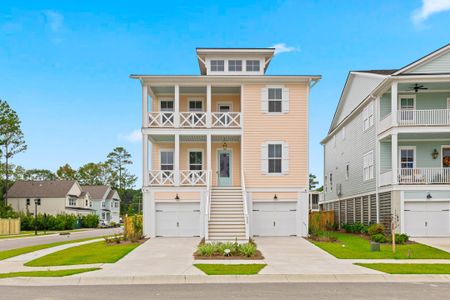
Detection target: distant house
<box><xmin>7</xmin><ymin>180</ymin><xmax>95</xmax><ymax>216</ymax></box>
<box><xmin>82</xmin><ymin>185</ymin><xmax>121</xmax><ymax>224</ymax></box>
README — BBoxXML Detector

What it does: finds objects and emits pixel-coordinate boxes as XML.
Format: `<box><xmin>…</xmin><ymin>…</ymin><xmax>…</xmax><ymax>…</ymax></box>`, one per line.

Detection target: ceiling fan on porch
<box><xmin>409</xmin><ymin>83</ymin><xmax>428</xmax><ymax>93</ymax></box>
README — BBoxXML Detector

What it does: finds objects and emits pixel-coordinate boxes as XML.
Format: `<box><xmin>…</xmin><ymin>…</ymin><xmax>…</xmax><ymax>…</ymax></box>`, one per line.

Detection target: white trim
<box><xmin>398</xmin><ymin>146</ymin><xmax>416</xmax><ymax>169</ymax></box>
<box><xmin>441</xmin><ymin>145</ymin><xmax>450</xmax><ymax>168</ymax></box>
<box><xmin>398</xmin><ymin>94</ymin><xmax>416</xmax><ymax>110</ymax></box>
<box><xmin>159</xmin><ymin>148</ymin><xmax>175</xmax><ymax>170</ymax></box>
<box><xmin>187</xmin><ymin>148</ymin><xmax>205</xmax><ymax>170</ymax></box>
<box><xmin>216</xmin><ymin>148</ymin><xmax>233</xmax><ymax>186</ymax></box>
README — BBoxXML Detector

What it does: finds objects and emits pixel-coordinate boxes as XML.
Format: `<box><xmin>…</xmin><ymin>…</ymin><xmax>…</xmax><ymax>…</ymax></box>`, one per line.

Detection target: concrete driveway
<box><xmin>83</xmin><ymin>237</ymin><xmax>203</xmax><ymax>277</ymax></box>
<box><xmin>412</xmin><ymin>237</ymin><xmax>450</xmax><ymax>252</ymax></box>
<box><xmin>255</xmin><ymin>237</ymin><xmax>380</xmax><ymax>275</ymax></box>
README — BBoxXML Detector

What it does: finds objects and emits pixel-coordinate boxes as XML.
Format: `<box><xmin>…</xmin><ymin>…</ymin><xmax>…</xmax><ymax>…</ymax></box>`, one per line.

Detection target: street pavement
<box><xmin>0</xmin><ymin>228</ymin><xmax>122</xmax><ymax>251</ymax></box>
<box><xmin>1</xmin><ymin>283</ymin><xmax>450</xmax><ymax>299</ymax></box>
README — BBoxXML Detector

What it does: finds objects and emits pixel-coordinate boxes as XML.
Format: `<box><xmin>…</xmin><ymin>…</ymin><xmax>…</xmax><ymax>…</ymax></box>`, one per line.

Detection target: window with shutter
<box><xmin>262</xmin><ymin>86</ymin><xmax>289</xmax><ymax>113</ymax></box>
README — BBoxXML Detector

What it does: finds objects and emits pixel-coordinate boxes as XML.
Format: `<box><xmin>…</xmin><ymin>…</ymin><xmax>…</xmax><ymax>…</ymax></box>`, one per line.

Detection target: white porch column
<box><xmin>143</xmin><ymin>134</ymin><xmax>149</xmax><ymax>186</ymax></box>
<box><xmin>174</xmin><ymin>133</ymin><xmax>180</xmax><ymax>186</ymax></box>
<box><xmin>391</xmin><ymin>133</ymin><xmax>398</xmax><ymax>184</ymax></box>
<box><xmin>206</xmin><ymin>84</ymin><xmax>212</xmax><ymax>128</ymax></box>
<box><xmin>142</xmin><ymin>84</ymin><xmax>148</xmax><ymax>127</ymax></box>
<box><xmin>174</xmin><ymin>84</ymin><xmax>180</xmax><ymax>128</ymax></box>
<box><xmin>391</xmin><ymin>81</ymin><xmax>398</xmax><ymax>126</ymax></box>
<box><xmin>207</xmin><ymin>133</ymin><xmax>212</xmax><ymax>171</ymax></box>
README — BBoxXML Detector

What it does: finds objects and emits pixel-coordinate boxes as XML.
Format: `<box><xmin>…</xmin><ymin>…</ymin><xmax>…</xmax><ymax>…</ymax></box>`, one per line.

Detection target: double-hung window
<box><xmin>160</xmin><ymin>151</ymin><xmax>174</xmax><ymax>177</ymax></box>
<box><xmin>362</xmin><ymin>102</ymin><xmax>374</xmax><ymax>131</ymax></box>
<box><xmin>268</xmin><ymin>144</ymin><xmax>282</xmax><ymax>173</ymax></box>
<box><xmin>189</xmin><ymin>151</ymin><xmax>203</xmax><ymax>171</ymax></box>
<box><xmin>363</xmin><ymin>151</ymin><xmax>374</xmax><ymax>181</ymax></box>
<box><xmin>228</xmin><ymin>60</ymin><xmax>242</xmax><ymax>72</ymax></box>
<box><xmin>210</xmin><ymin>60</ymin><xmax>224</xmax><ymax>71</ymax></box>
<box><xmin>399</xmin><ymin>96</ymin><xmax>415</xmax><ymax>122</ymax></box>
<box><xmin>246</xmin><ymin>60</ymin><xmax>260</xmax><ymax>71</ymax></box>
<box><xmin>268</xmin><ymin>88</ymin><xmax>282</xmax><ymax>113</ymax></box>
<box><xmin>188</xmin><ymin>100</ymin><xmax>203</xmax><ymax>125</ymax></box>
<box><xmin>160</xmin><ymin>100</ymin><xmax>174</xmax><ymax>125</ymax></box>
<box><xmin>400</xmin><ymin>147</ymin><xmax>415</xmax><ymax>169</ymax></box>
<box><xmin>69</xmin><ymin>197</ymin><xmax>77</xmax><ymax>206</ymax></box>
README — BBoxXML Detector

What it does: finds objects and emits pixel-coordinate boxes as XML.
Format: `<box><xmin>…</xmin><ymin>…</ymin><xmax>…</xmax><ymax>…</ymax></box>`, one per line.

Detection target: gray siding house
<box><xmin>321</xmin><ymin>44</ymin><xmax>450</xmax><ymax>237</ymax></box>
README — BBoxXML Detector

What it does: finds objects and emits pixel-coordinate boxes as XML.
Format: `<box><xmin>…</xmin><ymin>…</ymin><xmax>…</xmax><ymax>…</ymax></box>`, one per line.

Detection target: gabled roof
<box><xmin>106</xmin><ymin>189</ymin><xmax>120</xmax><ymax>200</ymax></box>
<box><xmin>393</xmin><ymin>43</ymin><xmax>450</xmax><ymax>75</ymax></box>
<box><xmin>8</xmin><ymin>181</ymin><xmax>78</xmax><ymax>198</ymax></box>
<box><xmin>82</xmin><ymin>185</ymin><xmax>110</xmax><ymax>200</ymax></box>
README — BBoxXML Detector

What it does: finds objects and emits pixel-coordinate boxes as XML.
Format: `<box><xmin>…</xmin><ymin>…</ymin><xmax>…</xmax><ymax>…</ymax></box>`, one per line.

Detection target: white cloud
<box><xmin>119</xmin><ymin>130</ymin><xmax>141</xmax><ymax>143</ymax></box>
<box><xmin>43</xmin><ymin>10</ymin><xmax>63</xmax><ymax>32</ymax></box>
<box><xmin>270</xmin><ymin>43</ymin><xmax>299</xmax><ymax>55</ymax></box>
<box><xmin>412</xmin><ymin>0</ymin><xmax>450</xmax><ymax>24</ymax></box>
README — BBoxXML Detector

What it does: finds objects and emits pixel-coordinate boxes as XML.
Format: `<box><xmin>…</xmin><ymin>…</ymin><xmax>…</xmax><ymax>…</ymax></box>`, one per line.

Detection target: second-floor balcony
<box><xmin>148</xmin><ymin>112</ymin><xmax>242</xmax><ymax>128</ymax></box>
<box><xmin>397</xmin><ymin>109</ymin><xmax>450</xmax><ymax>126</ymax></box>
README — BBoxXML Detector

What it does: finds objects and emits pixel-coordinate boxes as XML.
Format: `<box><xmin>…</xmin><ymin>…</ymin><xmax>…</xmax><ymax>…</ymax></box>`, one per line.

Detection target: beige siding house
<box><xmin>83</xmin><ymin>185</ymin><xmax>121</xmax><ymax>224</ymax></box>
<box><xmin>7</xmin><ymin>181</ymin><xmax>95</xmax><ymax>216</ymax></box>
<box><xmin>132</xmin><ymin>47</ymin><xmax>320</xmax><ymax>240</ymax></box>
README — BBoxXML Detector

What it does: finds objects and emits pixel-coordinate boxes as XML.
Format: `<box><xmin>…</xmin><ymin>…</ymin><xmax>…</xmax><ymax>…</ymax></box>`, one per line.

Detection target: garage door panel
<box><xmin>252</xmin><ymin>202</ymin><xmax>297</xmax><ymax>237</ymax></box>
<box><xmin>404</xmin><ymin>201</ymin><xmax>450</xmax><ymax>237</ymax></box>
<box><xmin>155</xmin><ymin>203</ymin><xmax>200</xmax><ymax>237</ymax></box>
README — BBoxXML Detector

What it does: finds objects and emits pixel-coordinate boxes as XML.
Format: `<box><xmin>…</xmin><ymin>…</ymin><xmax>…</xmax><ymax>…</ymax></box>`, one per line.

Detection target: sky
<box><xmin>1</xmin><ymin>0</ymin><xmax>450</xmax><ymax>187</ymax></box>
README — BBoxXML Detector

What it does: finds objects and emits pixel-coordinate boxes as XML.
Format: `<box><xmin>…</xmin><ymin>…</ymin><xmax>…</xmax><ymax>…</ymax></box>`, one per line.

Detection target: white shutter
<box><xmin>282</xmin><ymin>142</ymin><xmax>289</xmax><ymax>174</ymax></box>
<box><xmin>261</xmin><ymin>143</ymin><xmax>268</xmax><ymax>174</ymax></box>
<box><xmin>282</xmin><ymin>88</ymin><xmax>289</xmax><ymax>113</ymax></box>
<box><xmin>261</xmin><ymin>88</ymin><xmax>268</xmax><ymax>113</ymax></box>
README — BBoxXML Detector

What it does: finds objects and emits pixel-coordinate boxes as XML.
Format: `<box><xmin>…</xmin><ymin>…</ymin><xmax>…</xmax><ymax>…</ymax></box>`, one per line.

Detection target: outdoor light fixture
<box><xmin>274</xmin><ymin>194</ymin><xmax>278</xmax><ymax>200</ymax></box>
<box><xmin>426</xmin><ymin>192</ymin><xmax>432</xmax><ymax>200</ymax></box>
<box><xmin>432</xmin><ymin>149</ymin><xmax>439</xmax><ymax>159</ymax></box>
<box><xmin>175</xmin><ymin>194</ymin><xmax>180</xmax><ymax>200</ymax></box>
<box><xmin>222</xmin><ymin>142</ymin><xmax>228</xmax><ymax>150</ymax></box>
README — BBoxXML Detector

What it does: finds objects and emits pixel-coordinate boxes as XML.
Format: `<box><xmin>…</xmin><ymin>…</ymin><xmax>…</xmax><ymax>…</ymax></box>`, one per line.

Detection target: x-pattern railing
<box><xmin>180</xmin><ymin>170</ymin><xmax>207</xmax><ymax>185</ymax></box>
<box><xmin>212</xmin><ymin>112</ymin><xmax>241</xmax><ymax>128</ymax></box>
<box><xmin>148</xmin><ymin>170</ymin><xmax>175</xmax><ymax>185</ymax></box>
<box><xmin>148</xmin><ymin>112</ymin><xmax>175</xmax><ymax>127</ymax></box>
<box><xmin>180</xmin><ymin>112</ymin><xmax>207</xmax><ymax>128</ymax></box>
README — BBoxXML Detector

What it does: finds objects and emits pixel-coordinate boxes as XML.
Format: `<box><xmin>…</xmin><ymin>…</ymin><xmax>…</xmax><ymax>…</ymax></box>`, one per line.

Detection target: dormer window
<box><xmin>228</xmin><ymin>60</ymin><xmax>242</xmax><ymax>72</ymax></box>
<box><xmin>211</xmin><ymin>60</ymin><xmax>224</xmax><ymax>72</ymax></box>
<box><xmin>246</xmin><ymin>60</ymin><xmax>260</xmax><ymax>72</ymax></box>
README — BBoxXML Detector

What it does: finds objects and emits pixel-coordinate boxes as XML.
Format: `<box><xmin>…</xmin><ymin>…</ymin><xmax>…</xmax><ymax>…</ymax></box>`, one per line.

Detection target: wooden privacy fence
<box><xmin>0</xmin><ymin>218</ymin><xmax>21</xmax><ymax>235</ymax></box>
<box><xmin>309</xmin><ymin>211</ymin><xmax>334</xmax><ymax>230</ymax></box>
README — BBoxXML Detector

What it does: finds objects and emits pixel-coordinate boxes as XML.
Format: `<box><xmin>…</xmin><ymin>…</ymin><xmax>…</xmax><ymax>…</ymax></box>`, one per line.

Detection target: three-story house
<box><xmin>132</xmin><ymin>48</ymin><xmax>320</xmax><ymax>241</ymax></box>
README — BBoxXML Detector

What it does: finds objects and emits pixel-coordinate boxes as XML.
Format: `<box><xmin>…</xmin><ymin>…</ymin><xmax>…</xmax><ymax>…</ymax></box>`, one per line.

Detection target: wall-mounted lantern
<box><xmin>222</xmin><ymin>142</ymin><xmax>228</xmax><ymax>151</ymax></box>
<box><xmin>432</xmin><ymin>149</ymin><xmax>439</xmax><ymax>159</ymax></box>
<box><xmin>175</xmin><ymin>194</ymin><xmax>180</xmax><ymax>201</ymax></box>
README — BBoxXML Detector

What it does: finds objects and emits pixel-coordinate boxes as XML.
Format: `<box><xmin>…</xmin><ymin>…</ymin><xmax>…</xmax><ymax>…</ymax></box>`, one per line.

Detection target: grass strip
<box><xmin>25</xmin><ymin>241</ymin><xmax>141</xmax><ymax>266</ymax></box>
<box><xmin>194</xmin><ymin>264</ymin><xmax>266</xmax><ymax>275</ymax></box>
<box><xmin>356</xmin><ymin>263</ymin><xmax>450</xmax><ymax>274</ymax></box>
<box><xmin>0</xmin><ymin>268</ymin><xmax>100</xmax><ymax>279</ymax></box>
<box><xmin>0</xmin><ymin>236</ymin><xmax>108</xmax><ymax>261</ymax></box>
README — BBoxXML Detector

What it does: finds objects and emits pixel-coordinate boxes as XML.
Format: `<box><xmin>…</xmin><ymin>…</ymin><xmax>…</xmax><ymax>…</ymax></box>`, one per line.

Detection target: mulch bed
<box><xmin>193</xmin><ymin>250</ymin><xmax>264</xmax><ymax>260</ymax></box>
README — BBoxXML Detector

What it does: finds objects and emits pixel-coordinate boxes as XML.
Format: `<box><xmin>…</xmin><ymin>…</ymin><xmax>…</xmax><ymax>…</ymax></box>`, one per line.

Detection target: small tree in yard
<box><xmin>0</xmin><ymin>100</ymin><xmax>27</xmax><ymax>205</ymax></box>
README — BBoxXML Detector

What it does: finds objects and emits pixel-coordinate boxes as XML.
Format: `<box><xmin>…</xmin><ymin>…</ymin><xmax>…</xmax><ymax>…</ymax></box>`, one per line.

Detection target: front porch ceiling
<box><xmin>380</xmin><ymin>132</ymin><xmax>450</xmax><ymax>142</ymax></box>
<box><xmin>149</xmin><ymin>134</ymin><xmax>241</xmax><ymax>143</ymax></box>
<box><xmin>150</xmin><ymin>86</ymin><xmax>240</xmax><ymax>96</ymax></box>
<box><xmin>398</xmin><ymin>82</ymin><xmax>450</xmax><ymax>92</ymax></box>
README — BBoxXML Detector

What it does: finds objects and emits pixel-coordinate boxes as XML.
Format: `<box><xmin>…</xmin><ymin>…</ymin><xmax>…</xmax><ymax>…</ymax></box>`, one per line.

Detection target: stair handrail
<box><xmin>241</xmin><ymin>170</ymin><xmax>250</xmax><ymax>240</ymax></box>
<box><xmin>204</xmin><ymin>170</ymin><xmax>212</xmax><ymax>240</ymax></box>
<box><xmin>207</xmin><ymin>170</ymin><xmax>212</xmax><ymax>221</ymax></box>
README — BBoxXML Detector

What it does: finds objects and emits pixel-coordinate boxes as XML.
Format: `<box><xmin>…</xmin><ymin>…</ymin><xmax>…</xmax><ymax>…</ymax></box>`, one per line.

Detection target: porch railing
<box><xmin>148</xmin><ymin>170</ymin><xmax>207</xmax><ymax>186</ymax></box>
<box><xmin>397</xmin><ymin>109</ymin><xmax>450</xmax><ymax>126</ymax></box>
<box><xmin>179</xmin><ymin>170</ymin><xmax>207</xmax><ymax>185</ymax></box>
<box><xmin>180</xmin><ymin>112</ymin><xmax>207</xmax><ymax>128</ymax></box>
<box><xmin>398</xmin><ymin>168</ymin><xmax>450</xmax><ymax>184</ymax></box>
<box><xmin>241</xmin><ymin>170</ymin><xmax>249</xmax><ymax>240</ymax></box>
<box><xmin>147</xmin><ymin>112</ymin><xmax>242</xmax><ymax>128</ymax></box>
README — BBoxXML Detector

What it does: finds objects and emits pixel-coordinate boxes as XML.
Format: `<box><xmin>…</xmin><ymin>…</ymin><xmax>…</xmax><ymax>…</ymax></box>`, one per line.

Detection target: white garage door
<box><xmin>252</xmin><ymin>202</ymin><xmax>297</xmax><ymax>236</ymax></box>
<box><xmin>155</xmin><ymin>203</ymin><xmax>201</xmax><ymax>237</ymax></box>
<box><xmin>404</xmin><ymin>201</ymin><xmax>450</xmax><ymax>237</ymax></box>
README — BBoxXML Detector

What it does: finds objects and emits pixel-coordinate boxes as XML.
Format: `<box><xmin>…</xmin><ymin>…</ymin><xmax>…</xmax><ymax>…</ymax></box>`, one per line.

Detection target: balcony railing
<box><xmin>398</xmin><ymin>168</ymin><xmax>450</xmax><ymax>184</ymax></box>
<box><xmin>148</xmin><ymin>170</ymin><xmax>207</xmax><ymax>186</ymax></box>
<box><xmin>147</xmin><ymin>112</ymin><xmax>242</xmax><ymax>128</ymax></box>
<box><xmin>397</xmin><ymin>109</ymin><xmax>450</xmax><ymax>126</ymax></box>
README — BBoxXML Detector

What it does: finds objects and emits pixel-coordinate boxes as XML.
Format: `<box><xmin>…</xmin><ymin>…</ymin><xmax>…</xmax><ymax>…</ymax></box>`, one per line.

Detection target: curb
<box><xmin>1</xmin><ymin>273</ymin><xmax>450</xmax><ymax>286</ymax></box>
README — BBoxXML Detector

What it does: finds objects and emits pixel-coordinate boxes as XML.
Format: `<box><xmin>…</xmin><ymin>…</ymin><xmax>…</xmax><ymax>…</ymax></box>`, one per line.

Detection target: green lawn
<box><xmin>194</xmin><ymin>264</ymin><xmax>266</xmax><ymax>275</ymax></box>
<box><xmin>310</xmin><ymin>232</ymin><xmax>450</xmax><ymax>259</ymax></box>
<box><xmin>356</xmin><ymin>263</ymin><xmax>450</xmax><ymax>274</ymax></box>
<box><xmin>0</xmin><ymin>236</ymin><xmax>107</xmax><ymax>261</ymax></box>
<box><xmin>25</xmin><ymin>241</ymin><xmax>141</xmax><ymax>266</ymax></box>
<box><xmin>0</xmin><ymin>268</ymin><xmax>100</xmax><ymax>279</ymax></box>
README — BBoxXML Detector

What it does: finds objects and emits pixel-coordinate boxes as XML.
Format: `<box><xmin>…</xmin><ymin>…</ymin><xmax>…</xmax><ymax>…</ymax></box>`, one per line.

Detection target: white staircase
<box><xmin>208</xmin><ymin>187</ymin><xmax>247</xmax><ymax>241</ymax></box>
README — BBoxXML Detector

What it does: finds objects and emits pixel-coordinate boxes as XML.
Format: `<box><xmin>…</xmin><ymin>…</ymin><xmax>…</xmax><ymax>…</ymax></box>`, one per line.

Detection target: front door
<box><xmin>217</xmin><ymin>150</ymin><xmax>232</xmax><ymax>186</ymax></box>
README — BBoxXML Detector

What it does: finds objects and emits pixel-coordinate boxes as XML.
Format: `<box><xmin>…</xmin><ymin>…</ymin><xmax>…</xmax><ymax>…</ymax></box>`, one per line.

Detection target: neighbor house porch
<box><xmin>379</xmin><ymin>132</ymin><xmax>450</xmax><ymax>185</ymax></box>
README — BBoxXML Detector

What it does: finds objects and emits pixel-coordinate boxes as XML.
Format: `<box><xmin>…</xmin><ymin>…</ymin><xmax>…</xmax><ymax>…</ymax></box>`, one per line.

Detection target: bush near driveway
<box><xmin>195</xmin><ymin>240</ymin><xmax>263</xmax><ymax>259</ymax></box>
<box><xmin>25</xmin><ymin>240</ymin><xmax>142</xmax><ymax>266</ymax></box>
<box><xmin>20</xmin><ymin>213</ymin><xmax>100</xmax><ymax>231</ymax></box>
<box><xmin>310</xmin><ymin>231</ymin><xmax>450</xmax><ymax>259</ymax></box>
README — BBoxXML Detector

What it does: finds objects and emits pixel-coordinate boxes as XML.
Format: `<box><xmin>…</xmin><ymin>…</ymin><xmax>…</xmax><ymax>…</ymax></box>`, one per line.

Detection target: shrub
<box><xmin>368</xmin><ymin>223</ymin><xmax>385</xmax><ymax>236</ymax></box>
<box><xmin>371</xmin><ymin>233</ymin><xmax>386</xmax><ymax>243</ymax></box>
<box><xmin>80</xmin><ymin>214</ymin><xmax>99</xmax><ymax>228</ymax></box>
<box><xmin>197</xmin><ymin>243</ymin><xmax>217</xmax><ymax>256</ymax></box>
<box><xmin>342</xmin><ymin>222</ymin><xmax>368</xmax><ymax>234</ymax></box>
<box><xmin>386</xmin><ymin>233</ymin><xmax>409</xmax><ymax>245</ymax></box>
<box><xmin>239</xmin><ymin>243</ymin><xmax>257</xmax><ymax>257</ymax></box>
